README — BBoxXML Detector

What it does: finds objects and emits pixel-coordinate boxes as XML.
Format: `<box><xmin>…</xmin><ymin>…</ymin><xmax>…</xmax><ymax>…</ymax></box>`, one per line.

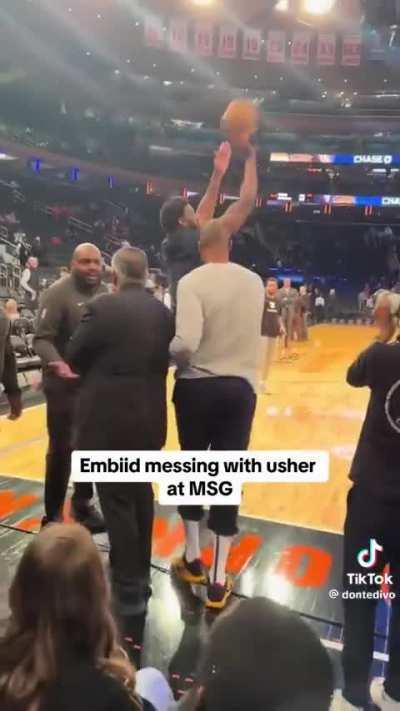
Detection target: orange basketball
<box><xmin>220</xmin><ymin>99</ymin><xmax>259</xmax><ymax>139</ymax></box>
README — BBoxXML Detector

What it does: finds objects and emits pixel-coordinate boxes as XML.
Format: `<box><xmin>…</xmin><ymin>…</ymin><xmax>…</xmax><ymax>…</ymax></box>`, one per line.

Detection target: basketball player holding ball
<box><xmin>165</xmin><ymin>101</ymin><xmax>262</xmax><ymax>610</ymax></box>
<box><xmin>160</xmin><ymin>100</ymin><xmax>260</xmax><ymax>310</ymax></box>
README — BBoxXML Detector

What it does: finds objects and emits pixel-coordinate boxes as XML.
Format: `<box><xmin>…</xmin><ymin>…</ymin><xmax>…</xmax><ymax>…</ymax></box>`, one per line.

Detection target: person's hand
<box><xmin>246</xmin><ymin>143</ymin><xmax>257</xmax><ymax>161</ymax></box>
<box><xmin>214</xmin><ymin>141</ymin><xmax>232</xmax><ymax>176</ymax></box>
<box><xmin>7</xmin><ymin>392</ymin><xmax>22</xmax><ymax>420</ymax></box>
<box><xmin>48</xmin><ymin>361</ymin><xmax>79</xmax><ymax>379</ymax></box>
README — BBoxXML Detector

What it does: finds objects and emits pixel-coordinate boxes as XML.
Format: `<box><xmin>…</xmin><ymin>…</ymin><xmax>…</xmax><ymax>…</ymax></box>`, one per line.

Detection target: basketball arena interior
<box><xmin>1</xmin><ymin>1</ymin><xmax>400</xmax><ymax>710</ymax></box>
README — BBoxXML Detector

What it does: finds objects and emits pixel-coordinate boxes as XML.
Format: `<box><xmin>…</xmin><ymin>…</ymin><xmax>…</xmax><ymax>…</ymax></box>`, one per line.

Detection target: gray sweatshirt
<box><xmin>34</xmin><ymin>274</ymin><xmax>107</xmax><ymax>371</ymax></box>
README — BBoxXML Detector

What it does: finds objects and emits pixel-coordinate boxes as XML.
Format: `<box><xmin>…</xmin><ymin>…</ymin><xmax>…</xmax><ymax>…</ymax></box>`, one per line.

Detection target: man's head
<box><xmin>5</xmin><ymin>299</ymin><xmax>18</xmax><ymax>318</ymax></box>
<box><xmin>71</xmin><ymin>243</ymin><xmax>102</xmax><ymax>290</ymax></box>
<box><xmin>191</xmin><ymin>597</ymin><xmax>333</xmax><ymax>711</ymax></box>
<box><xmin>160</xmin><ymin>197</ymin><xmax>199</xmax><ymax>234</ymax></box>
<box><xmin>266</xmin><ymin>278</ymin><xmax>278</xmax><ymax>297</ymax></box>
<box><xmin>299</xmin><ymin>285</ymin><xmax>307</xmax><ymax>296</ymax></box>
<box><xmin>111</xmin><ymin>247</ymin><xmax>148</xmax><ymax>290</ymax></box>
<box><xmin>283</xmin><ymin>277</ymin><xmax>291</xmax><ymax>290</ymax></box>
<box><xmin>199</xmin><ymin>220</ymin><xmax>230</xmax><ymax>264</ymax></box>
<box><xmin>27</xmin><ymin>257</ymin><xmax>38</xmax><ymax>270</ymax></box>
<box><xmin>374</xmin><ymin>289</ymin><xmax>400</xmax><ymax>342</ymax></box>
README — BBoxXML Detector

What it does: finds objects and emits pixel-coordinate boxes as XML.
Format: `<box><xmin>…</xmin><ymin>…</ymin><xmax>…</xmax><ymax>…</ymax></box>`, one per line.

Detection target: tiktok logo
<box><xmin>357</xmin><ymin>539</ymin><xmax>383</xmax><ymax>569</ymax></box>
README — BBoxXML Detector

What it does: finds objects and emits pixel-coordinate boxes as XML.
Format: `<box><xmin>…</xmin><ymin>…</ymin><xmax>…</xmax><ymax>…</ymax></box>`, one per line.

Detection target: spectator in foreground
<box><xmin>175</xmin><ymin>597</ymin><xmax>333</xmax><ymax>711</ymax></box>
<box><xmin>0</xmin><ymin>524</ymin><xmax>173</xmax><ymax>711</ymax></box>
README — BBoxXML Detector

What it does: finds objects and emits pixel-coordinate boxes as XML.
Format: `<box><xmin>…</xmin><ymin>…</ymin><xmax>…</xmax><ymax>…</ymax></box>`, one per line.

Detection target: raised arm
<box><xmin>217</xmin><ymin>145</ymin><xmax>258</xmax><ymax>237</ymax></box>
<box><xmin>196</xmin><ymin>142</ymin><xmax>232</xmax><ymax>228</ymax></box>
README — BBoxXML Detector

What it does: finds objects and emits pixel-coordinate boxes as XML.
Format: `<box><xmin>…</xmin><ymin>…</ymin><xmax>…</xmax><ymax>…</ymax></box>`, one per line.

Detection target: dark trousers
<box><xmin>97</xmin><ymin>483</ymin><xmax>154</xmax><ymax>614</ymax></box>
<box><xmin>342</xmin><ymin>485</ymin><xmax>400</xmax><ymax>707</ymax></box>
<box><xmin>173</xmin><ymin>377</ymin><xmax>257</xmax><ymax>537</ymax></box>
<box><xmin>44</xmin><ymin>379</ymin><xmax>93</xmax><ymax>520</ymax></box>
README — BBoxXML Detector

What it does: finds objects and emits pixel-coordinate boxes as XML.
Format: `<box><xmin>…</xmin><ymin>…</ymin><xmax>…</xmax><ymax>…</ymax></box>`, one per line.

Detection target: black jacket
<box><xmin>0</xmin><ymin>310</ymin><xmax>19</xmax><ymax>396</ymax></box>
<box><xmin>67</xmin><ymin>285</ymin><xmax>174</xmax><ymax>450</ymax></box>
<box><xmin>161</xmin><ymin>228</ymin><xmax>201</xmax><ymax>308</ymax></box>
<box><xmin>347</xmin><ymin>340</ymin><xmax>400</xmax><ymax>501</ymax></box>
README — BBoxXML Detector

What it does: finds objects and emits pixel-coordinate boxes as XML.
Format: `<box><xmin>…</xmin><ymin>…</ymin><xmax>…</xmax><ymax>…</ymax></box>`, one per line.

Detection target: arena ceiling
<box><xmin>0</xmin><ymin>0</ymin><xmax>400</xmax><ymax>138</ymax></box>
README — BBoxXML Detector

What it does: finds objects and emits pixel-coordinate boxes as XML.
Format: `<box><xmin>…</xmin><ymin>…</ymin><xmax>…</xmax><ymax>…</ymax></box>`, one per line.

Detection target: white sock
<box><xmin>210</xmin><ymin>533</ymin><xmax>233</xmax><ymax>586</ymax></box>
<box><xmin>183</xmin><ymin>521</ymin><xmax>200</xmax><ymax>563</ymax></box>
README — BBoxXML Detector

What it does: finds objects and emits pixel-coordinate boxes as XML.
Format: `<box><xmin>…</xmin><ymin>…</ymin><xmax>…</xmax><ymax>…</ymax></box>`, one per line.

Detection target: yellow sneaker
<box><xmin>170</xmin><ymin>556</ymin><xmax>207</xmax><ymax>584</ymax></box>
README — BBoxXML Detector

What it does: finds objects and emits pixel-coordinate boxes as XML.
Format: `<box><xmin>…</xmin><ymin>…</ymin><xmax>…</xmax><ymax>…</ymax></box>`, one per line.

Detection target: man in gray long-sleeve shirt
<box><xmin>34</xmin><ymin>243</ymin><xmax>107</xmax><ymax>530</ymax></box>
<box><xmin>169</xmin><ymin>146</ymin><xmax>264</xmax><ymax>612</ymax></box>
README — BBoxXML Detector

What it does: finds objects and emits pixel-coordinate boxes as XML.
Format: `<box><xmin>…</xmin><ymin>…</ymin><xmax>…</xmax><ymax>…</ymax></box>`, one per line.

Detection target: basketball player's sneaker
<box><xmin>370</xmin><ymin>678</ymin><xmax>400</xmax><ymax>709</ymax></box>
<box><xmin>329</xmin><ymin>690</ymin><xmax>362</xmax><ymax>710</ymax></box>
<box><xmin>206</xmin><ymin>576</ymin><xmax>233</xmax><ymax>610</ymax></box>
<box><xmin>171</xmin><ymin>555</ymin><xmax>207</xmax><ymax>584</ymax></box>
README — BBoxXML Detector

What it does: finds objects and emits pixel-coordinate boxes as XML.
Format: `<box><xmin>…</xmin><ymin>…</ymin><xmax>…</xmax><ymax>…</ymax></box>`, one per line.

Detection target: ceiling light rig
<box><xmin>303</xmin><ymin>0</ymin><xmax>336</xmax><ymax>15</ymax></box>
<box><xmin>275</xmin><ymin>0</ymin><xmax>337</xmax><ymax>16</ymax></box>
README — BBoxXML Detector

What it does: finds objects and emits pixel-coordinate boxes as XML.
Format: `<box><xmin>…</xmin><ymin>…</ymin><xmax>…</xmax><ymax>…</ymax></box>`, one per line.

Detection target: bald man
<box><xmin>170</xmin><ymin>220</ymin><xmax>264</xmax><ymax>610</ymax></box>
<box><xmin>34</xmin><ymin>243</ymin><xmax>107</xmax><ymax>530</ymax></box>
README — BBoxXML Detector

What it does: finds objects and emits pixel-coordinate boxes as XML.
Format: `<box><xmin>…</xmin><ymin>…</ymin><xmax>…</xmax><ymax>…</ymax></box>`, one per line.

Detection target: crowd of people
<box><xmin>0</xmin><ymin>141</ymin><xmax>400</xmax><ymax>710</ymax></box>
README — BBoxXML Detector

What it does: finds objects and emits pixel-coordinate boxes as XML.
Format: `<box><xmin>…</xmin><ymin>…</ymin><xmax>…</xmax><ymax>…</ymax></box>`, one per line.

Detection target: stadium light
<box><xmin>191</xmin><ymin>0</ymin><xmax>215</xmax><ymax>5</ymax></box>
<box><xmin>303</xmin><ymin>0</ymin><xmax>336</xmax><ymax>15</ymax></box>
<box><xmin>275</xmin><ymin>0</ymin><xmax>289</xmax><ymax>10</ymax></box>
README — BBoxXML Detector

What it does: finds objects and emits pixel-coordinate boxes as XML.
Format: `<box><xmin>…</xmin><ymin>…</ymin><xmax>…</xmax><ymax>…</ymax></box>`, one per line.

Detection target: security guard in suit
<box><xmin>34</xmin><ymin>243</ymin><xmax>106</xmax><ymax>530</ymax></box>
<box><xmin>67</xmin><ymin>246</ymin><xmax>174</xmax><ymax>621</ymax></box>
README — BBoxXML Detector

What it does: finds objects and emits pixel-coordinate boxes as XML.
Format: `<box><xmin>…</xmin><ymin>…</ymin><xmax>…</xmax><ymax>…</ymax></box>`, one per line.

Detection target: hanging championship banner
<box><xmin>218</xmin><ymin>24</ymin><xmax>238</xmax><ymax>59</ymax></box>
<box><xmin>242</xmin><ymin>28</ymin><xmax>262</xmax><ymax>60</ymax></box>
<box><xmin>194</xmin><ymin>22</ymin><xmax>214</xmax><ymax>57</ymax></box>
<box><xmin>266</xmin><ymin>30</ymin><xmax>286</xmax><ymax>63</ymax></box>
<box><xmin>342</xmin><ymin>33</ymin><xmax>362</xmax><ymax>66</ymax></box>
<box><xmin>317</xmin><ymin>33</ymin><xmax>336</xmax><ymax>66</ymax></box>
<box><xmin>168</xmin><ymin>18</ymin><xmax>188</xmax><ymax>53</ymax></box>
<box><xmin>291</xmin><ymin>31</ymin><xmax>312</xmax><ymax>65</ymax></box>
<box><xmin>144</xmin><ymin>15</ymin><xmax>164</xmax><ymax>49</ymax></box>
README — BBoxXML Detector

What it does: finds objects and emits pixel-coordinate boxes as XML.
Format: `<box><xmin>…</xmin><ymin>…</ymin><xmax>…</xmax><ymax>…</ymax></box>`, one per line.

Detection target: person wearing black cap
<box><xmin>160</xmin><ymin>142</ymin><xmax>232</xmax><ymax>310</ymax></box>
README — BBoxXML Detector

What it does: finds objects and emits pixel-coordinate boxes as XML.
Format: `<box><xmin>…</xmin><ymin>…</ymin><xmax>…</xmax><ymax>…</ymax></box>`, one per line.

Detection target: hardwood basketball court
<box><xmin>0</xmin><ymin>324</ymin><xmax>373</xmax><ymax>533</ymax></box>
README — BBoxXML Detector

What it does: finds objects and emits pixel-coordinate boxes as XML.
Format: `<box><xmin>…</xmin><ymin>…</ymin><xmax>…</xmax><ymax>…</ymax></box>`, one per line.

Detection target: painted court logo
<box><xmin>385</xmin><ymin>379</ymin><xmax>400</xmax><ymax>435</ymax></box>
<box><xmin>357</xmin><ymin>539</ymin><xmax>383</xmax><ymax>569</ymax></box>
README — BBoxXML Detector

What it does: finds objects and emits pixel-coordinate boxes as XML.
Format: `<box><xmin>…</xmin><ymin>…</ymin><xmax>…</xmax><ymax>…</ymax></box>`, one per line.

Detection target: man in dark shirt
<box><xmin>260</xmin><ymin>277</ymin><xmax>285</xmax><ymax>394</ymax></box>
<box><xmin>67</xmin><ymin>247</ymin><xmax>174</xmax><ymax>621</ymax></box>
<box><xmin>160</xmin><ymin>142</ymin><xmax>232</xmax><ymax>309</ymax></box>
<box><xmin>34</xmin><ymin>243</ymin><xmax>106</xmax><ymax>530</ymax></box>
<box><xmin>340</xmin><ymin>318</ymin><xmax>400</xmax><ymax>709</ymax></box>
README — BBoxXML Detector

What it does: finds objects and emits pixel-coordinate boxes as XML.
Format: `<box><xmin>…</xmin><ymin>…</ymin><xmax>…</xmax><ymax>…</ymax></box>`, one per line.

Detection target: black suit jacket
<box><xmin>67</xmin><ymin>285</ymin><xmax>174</xmax><ymax>450</ymax></box>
